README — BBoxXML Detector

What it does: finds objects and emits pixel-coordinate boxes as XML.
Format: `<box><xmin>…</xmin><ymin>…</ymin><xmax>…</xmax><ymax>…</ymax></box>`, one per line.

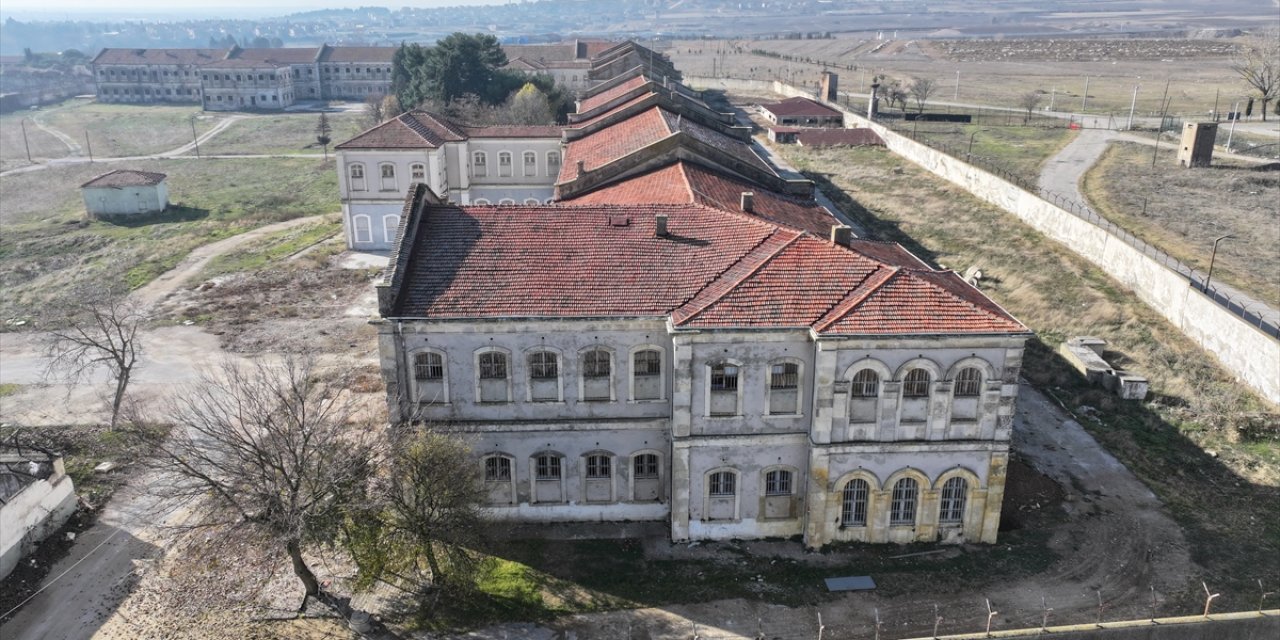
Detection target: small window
<box><xmin>528</xmin><ymin>351</ymin><xmax>558</xmax><ymax>379</ymax></box>
<box><xmin>473</xmin><ymin>152</ymin><xmax>487</xmax><ymax>177</ymax></box>
<box><xmin>765</xmin><ymin>469</ymin><xmax>792</xmax><ymax>496</ymax></box>
<box><xmin>523</xmin><ymin>151</ymin><xmax>537</xmax><ymax>176</ymax></box>
<box><xmin>770</xmin><ymin>363</ymin><xmax>798</xmax><ymax>389</ymax></box>
<box><xmin>484</xmin><ymin>456</ymin><xmax>511</xmax><ymax>482</ymax></box>
<box><xmin>498</xmin><ymin>151</ymin><xmax>512</xmax><ymax>177</ymax></box>
<box><xmin>890</xmin><ymin>478</ymin><xmax>919</xmax><ymax>525</ymax></box>
<box><xmin>410</xmin><ymin>163</ymin><xmax>425</xmax><ymax>181</ymax></box>
<box><xmin>583</xmin><ymin>349</ymin><xmax>610</xmax><ymax>378</ymax></box>
<box><xmin>352</xmin><ymin>215</ymin><xmax>372</xmax><ymax>244</ymax></box>
<box><xmin>535</xmin><ymin>454</ymin><xmax>561</xmax><ymax>480</ymax></box>
<box><xmin>903</xmin><ymin>369</ymin><xmax>931</xmax><ymax>398</ymax></box>
<box><xmin>939</xmin><ymin>477</ymin><xmax>968</xmax><ymax>524</ymax></box>
<box><xmin>634</xmin><ymin>350</ymin><xmax>661</xmax><ymax>376</ymax></box>
<box><xmin>547</xmin><ymin>151</ymin><xmax>561</xmax><ymax>175</ymax></box>
<box><xmin>841</xmin><ymin>479</ymin><xmax>870</xmax><ymax>526</ymax></box>
<box><xmin>413</xmin><ymin>352</ymin><xmax>443</xmax><ymax>380</ymax></box>
<box><xmin>381</xmin><ymin>164</ymin><xmax>395</xmax><ymax>179</ymax></box>
<box><xmin>851</xmin><ymin>369</ymin><xmax>879</xmax><ymax>397</ymax></box>
<box><xmin>710</xmin><ymin>364</ymin><xmax>739</xmax><ymax>391</ymax></box>
<box><xmin>586</xmin><ymin>454</ymin><xmax>611</xmax><ymax>479</ymax></box>
<box><xmin>708</xmin><ymin>471</ymin><xmax>736</xmax><ymax>496</ymax></box>
<box><xmin>479</xmin><ymin>352</ymin><xmax>507</xmax><ymax>379</ymax></box>
<box><xmin>954</xmin><ymin>367</ymin><xmax>982</xmax><ymax>397</ymax></box>
<box><xmin>634</xmin><ymin>454</ymin><xmax>659</xmax><ymax>478</ymax></box>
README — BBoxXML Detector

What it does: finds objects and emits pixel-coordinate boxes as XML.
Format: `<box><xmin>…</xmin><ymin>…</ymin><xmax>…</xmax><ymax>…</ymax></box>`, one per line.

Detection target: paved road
<box><xmin>1037</xmin><ymin>128</ymin><xmax>1280</xmax><ymax>331</ymax></box>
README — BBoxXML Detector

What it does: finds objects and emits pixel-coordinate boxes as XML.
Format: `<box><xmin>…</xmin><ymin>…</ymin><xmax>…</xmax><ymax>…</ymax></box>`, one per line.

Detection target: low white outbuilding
<box><xmin>80</xmin><ymin>169</ymin><xmax>169</xmax><ymax>218</ymax></box>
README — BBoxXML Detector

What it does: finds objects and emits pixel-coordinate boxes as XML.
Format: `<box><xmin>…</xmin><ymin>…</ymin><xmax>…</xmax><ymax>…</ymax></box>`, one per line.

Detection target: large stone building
<box><xmin>368</xmin><ymin>70</ymin><xmax>1032</xmax><ymax>548</ymax></box>
<box><xmin>501</xmin><ymin>40</ymin><xmax>681</xmax><ymax>92</ymax></box>
<box><xmin>91</xmin><ymin>47</ymin><xmax>224</xmax><ymax>104</ymax></box>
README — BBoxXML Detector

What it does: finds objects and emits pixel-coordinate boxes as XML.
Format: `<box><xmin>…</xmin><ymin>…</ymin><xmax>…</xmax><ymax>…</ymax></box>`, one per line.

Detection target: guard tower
<box><xmin>820</xmin><ymin>71</ymin><xmax>839</xmax><ymax>102</ymax></box>
<box><xmin>1177</xmin><ymin>122</ymin><xmax>1217</xmax><ymax>168</ymax></box>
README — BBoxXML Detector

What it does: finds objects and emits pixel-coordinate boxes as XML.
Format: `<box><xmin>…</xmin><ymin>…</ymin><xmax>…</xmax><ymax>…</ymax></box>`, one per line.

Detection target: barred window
<box><xmin>479</xmin><ymin>352</ymin><xmax>507</xmax><ymax>379</ymax></box>
<box><xmin>535</xmin><ymin>454</ymin><xmax>561</xmax><ymax>480</ymax></box>
<box><xmin>765</xmin><ymin>469</ymin><xmax>792</xmax><ymax>496</ymax></box>
<box><xmin>708</xmin><ymin>471</ymin><xmax>736</xmax><ymax>496</ymax></box>
<box><xmin>528</xmin><ymin>351</ymin><xmax>558</xmax><ymax>379</ymax></box>
<box><xmin>710</xmin><ymin>364</ymin><xmax>739</xmax><ymax>391</ymax></box>
<box><xmin>939</xmin><ymin>477</ymin><xmax>968</xmax><ymax>524</ymax></box>
<box><xmin>410</xmin><ymin>163</ymin><xmax>425</xmax><ymax>181</ymax></box>
<box><xmin>851</xmin><ymin>369</ymin><xmax>879</xmax><ymax>397</ymax></box>
<box><xmin>484</xmin><ymin>456</ymin><xmax>511</xmax><ymax>482</ymax></box>
<box><xmin>633</xmin><ymin>454</ymin><xmax>659</xmax><ymax>478</ymax></box>
<box><xmin>413</xmin><ymin>352</ymin><xmax>443</xmax><ymax>380</ymax></box>
<box><xmin>583</xmin><ymin>349</ymin><xmax>610</xmax><ymax>378</ymax></box>
<box><xmin>903</xmin><ymin>369</ymin><xmax>931</xmax><ymax>398</ymax></box>
<box><xmin>770</xmin><ymin>363</ymin><xmax>799</xmax><ymax>389</ymax></box>
<box><xmin>586</xmin><ymin>454</ymin><xmax>611</xmax><ymax>479</ymax></box>
<box><xmin>634</xmin><ymin>350</ymin><xmax>661</xmax><ymax>376</ymax></box>
<box><xmin>890</xmin><ymin>478</ymin><xmax>919</xmax><ymax>525</ymax></box>
<box><xmin>841</xmin><ymin>479</ymin><xmax>869</xmax><ymax>526</ymax></box>
<box><xmin>954</xmin><ymin>367</ymin><xmax>983</xmax><ymax>397</ymax></box>
<box><xmin>498</xmin><ymin>151</ymin><xmax>512</xmax><ymax>166</ymax></box>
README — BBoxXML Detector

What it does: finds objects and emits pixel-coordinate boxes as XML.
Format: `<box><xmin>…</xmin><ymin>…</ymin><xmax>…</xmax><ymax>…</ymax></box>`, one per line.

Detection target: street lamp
<box><xmin>1204</xmin><ymin>234</ymin><xmax>1234</xmax><ymax>292</ymax></box>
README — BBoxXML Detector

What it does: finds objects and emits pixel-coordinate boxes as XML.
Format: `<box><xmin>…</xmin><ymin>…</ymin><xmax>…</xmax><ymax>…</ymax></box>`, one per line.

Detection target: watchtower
<box><xmin>1177</xmin><ymin>122</ymin><xmax>1217</xmax><ymax>168</ymax></box>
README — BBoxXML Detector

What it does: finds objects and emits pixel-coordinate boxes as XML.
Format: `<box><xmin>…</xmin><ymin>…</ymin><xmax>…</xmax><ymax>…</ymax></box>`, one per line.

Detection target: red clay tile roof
<box><xmin>796</xmin><ymin>128</ymin><xmax>884</xmax><ymax>147</ymax></box>
<box><xmin>204</xmin><ymin>58</ymin><xmax>292</xmax><ymax>69</ymax></box>
<box><xmin>81</xmin><ymin>169</ymin><xmax>166</xmax><ymax>188</ymax></box>
<box><xmin>565</xmin><ymin>162</ymin><xmax>837</xmax><ymax>237</ymax></box>
<box><xmin>761</xmin><ymin>96</ymin><xmax>843</xmax><ymax>118</ymax></box>
<box><xmin>388</xmin><ymin>201</ymin><xmax>1027</xmax><ymax>336</ymax></box>
<box><xmin>579</xmin><ymin>75</ymin><xmax>649</xmax><ymax>113</ymax></box>
<box><xmin>232</xmin><ymin>47</ymin><xmax>321</xmax><ymax>64</ymax></box>
<box><xmin>336</xmin><ymin>110</ymin><xmax>468</xmax><ymax>149</ymax></box>
<box><xmin>502</xmin><ymin>41</ymin><xmax>614</xmax><ymax>63</ymax></box>
<box><xmin>92</xmin><ymin>48</ymin><xmax>227</xmax><ymax>65</ymax></box>
<box><xmin>558</xmin><ymin>106</ymin><xmax>773</xmax><ymax>182</ymax></box>
<box><xmin>318</xmin><ymin>46</ymin><xmax>396</xmax><ymax>63</ymax></box>
<box><xmin>462</xmin><ymin>125</ymin><xmax>563</xmax><ymax>139</ymax></box>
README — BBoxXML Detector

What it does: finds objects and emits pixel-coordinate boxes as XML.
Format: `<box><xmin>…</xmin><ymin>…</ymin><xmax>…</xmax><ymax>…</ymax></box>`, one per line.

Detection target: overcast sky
<box><xmin>1</xmin><ymin>0</ymin><xmax>512</xmax><ymax>20</ymax></box>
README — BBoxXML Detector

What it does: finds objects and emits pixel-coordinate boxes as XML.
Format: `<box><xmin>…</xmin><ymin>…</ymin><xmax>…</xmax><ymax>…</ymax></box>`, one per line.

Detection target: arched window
<box><xmin>498</xmin><ymin>198</ymin><xmax>516</xmax><ymax>205</ymax></box>
<box><xmin>632</xmin><ymin>348</ymin><xmax>663</xmax><ymax>401</ymax></box>
<box><xmin>841</xmin><ymin>478</ymin><xmax>870</xmax><ymax>526</ymax></box>
<box><xmin>532</xmin><ymin>451</ymin><xmax>564</xmax><ymax>503</ymax></box>
<box><xmin>903</xmin><ymin>368</ymin><xmax>931</xmax><ymax>397</ymax></box>
<box><xmin>634</xmin><ymin>453</ymin><xmax>659</xmax><ymax>478</ymax></box>
<box><xmin>527</xmin><ymin>350</ymin><xmax>560</xmax><ymax>402</ymax></box>
<box><xmin>414</xmin><ymin>352</ymin><xmax>443</xmax><ymax>381</ymax></box>
<box><xmin>890</xmin><ymin>478</ymin><xmax>919</xmax><ymax>525</ymax></box>
<box><xmin>583</xmin><ymin>451</ymin><xmax>615</xmax><ymax>503</ymax></box>
<box><xmin>352</xmin><ymin>215</ymin><xmax>372</xmax><ymax>244</ymax></box>
<box><xmin>473</xmin><ymin>198</ymin><xmax>490</xmax><ymax>205</ymax></box>
<box><xmin>524</xmin><ymin>198</ymin><xmax>541</xmax><ymax>205</ymax></box>
<box><xmin>547</xmin><ymin>150</ymin><xmax>561</xmax><ymax>176</ymax></box>
<box><xmin>581</xmin><ymin>348</ymin><xmax>612</xmax><ymax>401</ymax></box>
<box><xmin>523</xmin><ymin>151</ymin><xmax>537</xmax><ymax>176</ymax></box>
<box><xmin>768</xmin><ymin>361</ymin><xmax>800</xmax><ymax>415</ymax></box>
<box><xmin>383</xmin><ymin>214</ymin><xmax>400</xmax><ymax>244</ymax></box>
<box><xmin>586</xmin><ymin>454</ymin><xmax>611</xmax><ymax>479</ymax></box>
<box><xmin>483</xmin><ymin>453</ymin><xmax>515</xmax><ymax>505</ymax></box>
<box><xmin>348</xmin><ymin>163</ymin><xmax>366</xmax><ymax>191</ymax></box>
<box><xmin>709</xmin><ymin>471</ymin><xmax>736</xmax><ymax>496</ymax></box>
<box><xmin>410</xmin><ymin>163</ymin><xmax>426</xmax><ymax>182</ymax></box>
<box><xmin>379</xmin><ymin>163</ymin><xmax>396</xmax><ymax>190</ymax></box>
<box><xmin>484</xmin><ymin>455</ymin><xmax>512</xmax><ymax>482</ymax></box>
<box><xmin>765</xmin><ymin>469</ymin><xmax>792</xmax><ymax>495</ymax></box>
<box><xmin>498</xmin><ymin>151</ymin><xmax>513</xmax><ymax>177</ymax></box>
<box><xmin>954</xmin><ymin>367</ymin><xmax>982</xmax><ymax>397</ymax></box>
<box><xmin>412</xmin><ymin>350</ymin><xmax>447</xmax><ymax>404</ymax></box>
<box><xmin>476</xmin><ymin>349</ymin><xmax>510</xmax><ymax>403</ymax></box>
<box><xmin>708</xmin><ymin>362</ymin><xmax>740</xmax><ymax>416</ymax></box>
<box><xmin>705</xmin><ymin>469</ymin><xmax>738</xmax><ymax>520</ymax></box>
<box><xmin>851</xmin><ymin>369</ymin><xmax>879</xmax><ymax>397</ymax></box>
<box><xmin>939</xmin><ymin>477</ymin><xmax>968</xmax><ymax>524</ymax></box>
<box><xmin>632</xmin><ymin>451</ymin><xmax>662</xmax><ymax>501</ymax></box>
<box><xmin>535</xmin><ymin>453</ymin><xmax>562</xmax><ymax>479</ymax></box>
<box><xmin>472</xmin><ymin>151</ymin><xmax>487</xmax><ymax>177</ymax></box>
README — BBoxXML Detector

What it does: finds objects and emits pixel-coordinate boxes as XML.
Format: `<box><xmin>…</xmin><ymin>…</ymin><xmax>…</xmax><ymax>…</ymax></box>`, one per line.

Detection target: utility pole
<box><xmin>1081</xmin><ymin>76</ymin><xmax>1090</xmax><ymax>111</ymax></box>
<box><xmin>20</xmin><ymin>119</ymin><xmax>32</xmax><ymax>163</ymax></box>
<box><xmin>1226</xmin><ymin>101</ymin><xmax>1241</xmax><ymax>150</ymax></box>
<box><xmin>1151</xmin><ymin>78</ymin><xmax>1171</xmax><ymax>167</ymax></box>
<box><xmin>953</xmin><ymin>70</ymin><xmax>959</xmax><ymax>101</ymax></box>
<box><xmin>1049</xmin><ymin>86</ymin><xmax>1056</xmax><ymax>111</ymax></box>
<box><xmin>85</xmin><ymin>131</ymin><xmax>93</xmax><ymax>162</ymax></box>
<box><xmin>1127</xmin><ymin>83</ymin><xmax>1140</xmax><ymax>130</ymax></box>
<box><xmin>190</xmin><ymin>115</ymin><xmax>201</xmax><ymax>158</ymax></box>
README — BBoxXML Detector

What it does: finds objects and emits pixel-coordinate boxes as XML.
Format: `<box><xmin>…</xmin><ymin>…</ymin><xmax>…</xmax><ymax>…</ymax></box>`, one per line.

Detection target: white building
<box><xmin>333</xmin><ymin>110</ymin><xmax>562</xmax><ymax>250</ymax></box>
<box><xmin>80</xmin><ymin>169</ymin><xmax>169</xmax><ymax>218</ymax></box>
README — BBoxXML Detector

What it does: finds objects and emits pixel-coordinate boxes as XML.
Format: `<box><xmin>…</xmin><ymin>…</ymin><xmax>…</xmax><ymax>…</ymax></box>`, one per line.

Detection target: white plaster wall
<box><xmin>0</xmin><ymin>474</ymin><xmax>77</xmax><ymax>580</ymax></box>
<box><xmin>467</xmin><ymin>139</ymin><xmax>562</xmax><ymax>185</ymax></box>
<box><xmin>83</xmin><ymin>184</ymin><xmax>166</xmax><ymax>216</ymax></box>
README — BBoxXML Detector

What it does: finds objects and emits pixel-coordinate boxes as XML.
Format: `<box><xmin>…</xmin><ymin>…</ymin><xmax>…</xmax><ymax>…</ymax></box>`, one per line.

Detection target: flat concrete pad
<box><xmin>824</xmin><ymin>575</ymin><xmax>876</xmax><ymax>591</ymax></box>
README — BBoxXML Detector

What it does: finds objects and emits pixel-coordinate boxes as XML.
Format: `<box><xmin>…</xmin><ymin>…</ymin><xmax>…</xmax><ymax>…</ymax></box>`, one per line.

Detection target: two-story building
<box><xmin>333</xmin><ymin>110</ymin><xmax>562</xmax><ymax>250</ymax></box>
<box><xmin>91</xmin><ymin>47</ymin><xmax>224</xmax><ymax>104</ymax></box>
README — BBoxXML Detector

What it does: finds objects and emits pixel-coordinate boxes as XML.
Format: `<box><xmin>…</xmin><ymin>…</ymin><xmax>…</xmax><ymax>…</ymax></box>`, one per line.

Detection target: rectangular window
<box><xmin>709</xmin><ymin>471</ymin><xmax>735</xmax><ymax>496</ymax></box>
<box><xmin>583</xmin><ymin>350</ymin><xmax>610</xmax><ymax>378</ymax></box>
<box><xmin>634</xmin><ymin>350</ymin><xmax>661</xmax><ymax>376</ymax></box>
<box><xmin>479</xmin><ymin>353</ymin><xmax>507</xmax><ymax>379</ymax></box>
<box><xmin>633</xmin><ymin>454</ymin><xmax>659</xmax><ymax>478</ymax></box>
<box><xmin>765</xmin><ymin>470</ymin><xmax>792</xmax><ymax>496</ymax></box>
<box><xmin>586</xmin><ymin>455</ymin><xmax>611</xmax><ymax>479</ymax></box>
<box><xmin>535</xmin><ymin>455</ymin><xmax>561</xmax><ymax>480</ymax></box>
<box><xmin>413</xmin><ymin>353</ymin><xmax>443</xmax><ymax>380</ymax></box>
<box><xmin>485</xmin><ymin>457</ymin><xmax>511</xmax><ymax>482</ymax></box>
<box><xmin>710</xmin><ymin>365</ymin><xmax>739</xmax><ymax>391</ymax></box>
<box><xmin>528</xmin><ymin>352</ymin><xmax>558</xmax><ymax>379</ymax></box>
<box><xmin>770</xmin><ymin>363</ymin><xmax>798</xmax><ymax>389</ymax></box>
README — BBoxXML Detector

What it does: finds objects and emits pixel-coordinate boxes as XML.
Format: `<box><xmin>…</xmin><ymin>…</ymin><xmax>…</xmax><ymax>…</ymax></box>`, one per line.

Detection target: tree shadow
<box><xmin>99</xmin><ymin>205</ymin><xmax>209</xmax><ymax>227</ymax></box>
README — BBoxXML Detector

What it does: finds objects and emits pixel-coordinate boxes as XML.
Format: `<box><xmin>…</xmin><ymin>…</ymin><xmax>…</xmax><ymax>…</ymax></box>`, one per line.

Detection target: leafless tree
<box><xmin>381</xmin><ymin>93</ymin><xmax>404</xmax><ymax>121</ymax></box>
<box><xmin>44</xmin><ymin>296</ymin><xmax>144</xmax><ymax>430</ymax></box>
<box><xmin>315</xmin><ymin>112</ymin><xmax>332</xmax><ymax>160</ymax></box>
<box><xmin>885</xmin><ymin>80</ymin><xmax>909</xmax><ymax>112</ymax></box>
<box><xmin>129</xmin><ymin>356</ymin><xmax>380</xmax><ymax>612</ymax></box>
<box><xmin>364</xmin><ymin>93</ymin><xmax>385</xmax><ymax>127</ymax></box>
<box><xmin>1231</xmin><ymin>29</ymin><xmax>1279</xmax><ymax>122</ymax></box>
<box><xmin>909</xmin><ymin>77</ymin><xmax>936</xmax><ymax>114</ymax></box>
<box><xmin>347</xmin><ymin>428</ymin><xmax>487</xmax><ymax>600</ymax></box>
<box><xmin>1018</xmin><ymin>91</ymin><xmax>1044</xmax><ymax>125</ymax></box>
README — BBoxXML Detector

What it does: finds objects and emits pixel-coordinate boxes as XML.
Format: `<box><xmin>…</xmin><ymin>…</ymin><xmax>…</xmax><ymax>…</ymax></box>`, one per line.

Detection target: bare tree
<box><xmin>1018</xmin><ymin>90</ymin><xmax>1044</xmax><ymax>125</ymax></box>
<box><xmin>381</xmin><ymin>93</ymin><xmax>404</xmax><ymax>121</ymax></box>
<box><xmin>347</xmin><ymin>429</ymin><xmax>487</xmax><ymax>600</ymax></box>
<box><xmin>315</xmin><ymin>112</ymin><xmax>332</xmax><ymax>160</ymax></box>
<box><xmin>884</xmin><ymin>80</ymin><xmax>909</xmax><ymax>112</ymax></box>
<box><xmin>364</xmin><ymin>94</ymin><xmax>385</xmax><ymax>127</ymax></box>
<box><xmin>45</xmin><ymin>296</ymin><xmax>144</xmax><ymax>429</ymax></box>
<box><xmin>909</xmin><ymin>77</ymin><xmax>936</xmax><ymax>114</ymax></box>
<box><xmin>1231</xmin><ymin>29</ymin><xmax>1279</xmax><ymax>122</ymax></box>
<box><xmin>130</xmin><ymin>356</ymin><xmax>380</xmax><ymax>611</ymax></box>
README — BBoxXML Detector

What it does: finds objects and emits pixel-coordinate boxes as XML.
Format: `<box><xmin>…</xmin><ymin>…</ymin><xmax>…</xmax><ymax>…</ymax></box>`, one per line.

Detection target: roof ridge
<box><xmin>674</xmin><ymin>227</ymin><xmax>804</xmax><ymax>325</ymax></box>
<box><xmin>813</xmin><ymin>266</ymin><xmax>901</xmax><ymax>333</ymax></box>
<box><xmin>904</xmin><ymin>268</ymin><xmax>1025</xmax><ymax>323</ymax></box>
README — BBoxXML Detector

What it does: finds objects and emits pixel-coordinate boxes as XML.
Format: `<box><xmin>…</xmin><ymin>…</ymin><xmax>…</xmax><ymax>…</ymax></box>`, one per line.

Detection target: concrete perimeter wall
<box><xmin>0</xmin><ymin>471</ymin><xmax>77</xmax><ymax>580</ymax></box>
<box><xmin>903</xmin><ymin>609</ymin><xmax>1279</xmax><ymax>640</ymax></box>
<box><xmin>686</xmin><ymin>76</ymin><xmax>1280</xmax><ymax>405</ymax></box>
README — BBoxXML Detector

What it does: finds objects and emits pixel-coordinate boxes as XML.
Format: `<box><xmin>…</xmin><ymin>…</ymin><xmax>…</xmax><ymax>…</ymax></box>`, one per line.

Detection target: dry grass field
<box><xmin>197</xmin><ymin>111</ymin><xmax>369</xmax><ymax>156</ymax></box>
<box><xmin>0</xmin><ymin>157</ymin><xmax>339</xmax><ymax>322</ymax></box>
<box><xmin>781</xmin><ymin>143</ymin><xmax>1277</xmax><ymax>608</ymax></box>
<box><xmin>672</xmin><ymin>37</ymin><xmax>1255</xmax><ymax>119</ymax></box>
<box><xmin>1083</xmin><ymin>142</ymin><xmax>1280</xmax><ymax>308</ymax></box>
<box><xmin>0</xmin><ymin>112</ymin><xmax>70</xmax><ymax>171</ymax></box>
<box><xmin>37</xmin><ymin>99</ymin><xmax>225</xmax><ymax>158</ymax></box>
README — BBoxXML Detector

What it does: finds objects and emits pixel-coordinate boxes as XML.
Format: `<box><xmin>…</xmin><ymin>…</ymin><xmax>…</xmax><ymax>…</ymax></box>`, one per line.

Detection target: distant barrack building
<box><xmin>89</xmin><ymin>40</ymin><xmax>679</xmax><ymax>111</ymax></box>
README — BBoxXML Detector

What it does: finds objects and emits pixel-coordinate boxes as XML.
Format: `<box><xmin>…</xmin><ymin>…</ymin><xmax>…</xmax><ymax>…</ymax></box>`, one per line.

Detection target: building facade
<box><xmin>80</xmin><ymin>169</ymin><xmax>169</xmax><ymax>217</ymax></box>
<box><xmin>91</xmin><ymin>48</ymin><xmax>224</xmax><ymax>104</ymax></box>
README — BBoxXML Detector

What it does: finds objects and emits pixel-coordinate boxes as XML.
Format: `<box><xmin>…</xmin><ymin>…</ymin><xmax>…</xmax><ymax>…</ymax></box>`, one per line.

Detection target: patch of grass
<box><xmin>200</xmin><ymin>219</ymin><xmax>342</xmax><ymax>279</ymax></box>
<box><xmin>198</xmin><ymin>112</ymin><xmax>369</xmax><ymax>156</ymax></box>
<box><xmin>0</xmin><ymin>382</ymin><xmax>22</xmax><ymax>397</ymax></box>
<box><xmin>0</xmin><ymin>111</ymin><xmax>71</xmax><ymax>170</ymax></box>
<box><xmin>0</xmin><ymin>157</ymin><xmax>338</xmax><ymax>322</ymax></box>
<box><xmin>38</xmin><ymin>100</ymin><xmax>223</xmax><ymax>158</ymax></box>
<box><xmin>785</xmin><ymin>143</ymin><xmax>1279</xmax><ymax>611</ymax></box>
<box><xmin>905</xmin><ymin>122</ymin><xmax>1078</xmax><ymax>185</ymax></box>
<box><xmin>1082</xmin><ymin>141</ymin><xmax>1280</xmax><ymax>308</ymax></box>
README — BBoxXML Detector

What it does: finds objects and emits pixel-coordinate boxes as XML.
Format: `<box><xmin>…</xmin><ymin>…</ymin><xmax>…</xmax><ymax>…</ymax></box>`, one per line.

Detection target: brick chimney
<box><xmin>655</xmin><ymin>214</ymin><xmax>669</xmax><ymax>237</ymax></box>
<box><xmin>830</xmin><ymin>225</ymin><xmax>853</xmax><ymax>246</ymax></box>
<box><xmin>576</xmin><ymin>160</ymin><xmax>586</xmax><ymax>176</ymax></box>
<box><xmin>740</xmin><ymin>192</ymin><xmax>755</xmax><ymax>213</ymax></box>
